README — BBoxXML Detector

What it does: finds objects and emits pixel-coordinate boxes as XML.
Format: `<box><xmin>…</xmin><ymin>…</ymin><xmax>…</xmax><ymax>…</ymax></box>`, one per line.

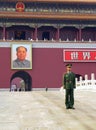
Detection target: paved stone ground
<box><xmin>0</xmin><ymin>89</ymin><xmax>96</xmax><ymax>130</ymax></box>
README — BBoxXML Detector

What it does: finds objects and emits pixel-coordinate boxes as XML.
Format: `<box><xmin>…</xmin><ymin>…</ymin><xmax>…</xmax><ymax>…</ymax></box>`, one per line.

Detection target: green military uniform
<box><xmin>63</xmin><ymin>64</ymin><xmax>76</xmax><ymax>109</ymax></box>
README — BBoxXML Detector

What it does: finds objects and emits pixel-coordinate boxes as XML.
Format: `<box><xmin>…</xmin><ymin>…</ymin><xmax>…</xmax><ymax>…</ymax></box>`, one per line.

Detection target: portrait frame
<box><xmin>11</xmin><ymin>42</ymin><xmax>32</xmax><ymax>70</ymax></box>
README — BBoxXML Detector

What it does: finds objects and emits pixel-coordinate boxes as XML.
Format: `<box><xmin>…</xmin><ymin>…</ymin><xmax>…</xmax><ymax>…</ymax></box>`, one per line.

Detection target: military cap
<box><xmin>66</xmin><ymin>63</ymin><xmax>72</xmax><ymax>67</ymax></box>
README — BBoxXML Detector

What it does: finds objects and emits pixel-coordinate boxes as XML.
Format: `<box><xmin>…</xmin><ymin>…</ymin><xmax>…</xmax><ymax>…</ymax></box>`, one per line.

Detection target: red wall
<box><xmin>0</xmin><ymin>47</ymin><xmax>96</xmax><ymax>88</ymax></box>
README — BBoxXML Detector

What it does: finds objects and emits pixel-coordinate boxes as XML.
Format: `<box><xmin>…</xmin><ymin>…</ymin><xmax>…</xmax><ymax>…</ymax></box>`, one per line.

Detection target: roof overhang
<box><xmin>0</xmin><ymin>11</ymin><xmax>96</xmax><ymax>21</ymax></box>
<box><xmin>0</xmin><ymin>0</ymin><xmax>96</xmax><ymax>4</ymax></box>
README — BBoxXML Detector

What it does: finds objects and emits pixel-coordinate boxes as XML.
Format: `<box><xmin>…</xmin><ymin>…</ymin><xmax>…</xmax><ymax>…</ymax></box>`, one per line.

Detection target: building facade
<box><xmin>0</xmin><ymin>0</ymin><xmax>96</xmax><ymax>90</ymax></box>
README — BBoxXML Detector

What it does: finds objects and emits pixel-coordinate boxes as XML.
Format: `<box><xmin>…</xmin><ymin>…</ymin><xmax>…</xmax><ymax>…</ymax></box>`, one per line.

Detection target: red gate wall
<box><xmin>0</xmin><ymin>47</ymin><xmax>96</xmax><ymax>88</ymax></box>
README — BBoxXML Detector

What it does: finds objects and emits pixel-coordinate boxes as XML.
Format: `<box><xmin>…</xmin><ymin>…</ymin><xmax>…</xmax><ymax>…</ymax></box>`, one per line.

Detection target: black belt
<box><xmin>66</xmin><ymin>81</ymin><xmax>72</xmax><ymax>83</ymax></box>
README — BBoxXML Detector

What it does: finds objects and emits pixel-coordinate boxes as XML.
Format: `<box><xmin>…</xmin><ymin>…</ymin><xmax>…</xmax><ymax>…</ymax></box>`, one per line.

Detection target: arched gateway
<box><xmin>10</xmin><ymin>71</ymin><xmax>32</xmax><ymax>91</ymax></box>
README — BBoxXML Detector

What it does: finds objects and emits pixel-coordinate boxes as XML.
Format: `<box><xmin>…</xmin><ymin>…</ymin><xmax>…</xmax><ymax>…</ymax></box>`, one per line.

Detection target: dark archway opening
<box><xmin>10</xmin><ymin>70</ymin><xmax>32</xmax><ymax>91</ymax></box>
<box><xmin>15</xmin><ymin>31</ymin><xmax>25</xmax><ymax>40</ymax></box>
<box><xmin>42</xmin><ymin>32</ymin><xmax>50</xmax><ymax>40</ymax></box>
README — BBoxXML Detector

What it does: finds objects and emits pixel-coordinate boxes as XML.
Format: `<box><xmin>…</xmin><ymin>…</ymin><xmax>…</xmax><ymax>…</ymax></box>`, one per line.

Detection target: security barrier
<box><xmin>76</xmin><ymin>73</ymin><xmax>96</xmax><ymax>89</ymax></box>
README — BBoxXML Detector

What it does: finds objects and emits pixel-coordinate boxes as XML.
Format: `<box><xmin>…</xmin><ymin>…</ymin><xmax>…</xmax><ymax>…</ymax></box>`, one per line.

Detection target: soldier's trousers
<box><xmin>65</xmin><ymin>89</ymin><xmax>74</xmax><ymax>107</ymax></box>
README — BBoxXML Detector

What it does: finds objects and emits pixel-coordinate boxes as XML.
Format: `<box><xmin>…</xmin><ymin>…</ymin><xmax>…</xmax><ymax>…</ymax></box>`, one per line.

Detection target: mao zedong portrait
<box><xmin>13</xmin><ymin>46</ymin><xmax>31</xmax><ymax>68</ymax></box>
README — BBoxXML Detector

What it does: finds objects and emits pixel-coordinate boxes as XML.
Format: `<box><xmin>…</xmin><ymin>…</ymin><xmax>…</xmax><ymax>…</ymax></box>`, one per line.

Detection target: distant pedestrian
<box><xmin>19</xmin><ymin>80</ymin><xmax>25</xmax><ymax>91</ymax></box>
<box><xmin>11</xmin><ymin>84</ymin><xmax>17</xmax><ymax>91</ymax></box>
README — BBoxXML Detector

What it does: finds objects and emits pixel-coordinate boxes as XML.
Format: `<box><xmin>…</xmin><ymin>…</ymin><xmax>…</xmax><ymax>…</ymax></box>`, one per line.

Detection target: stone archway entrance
<box><xmin>10</xmin><ymin>70</ymin><xmax>32</xmax><ymax>91</ymax></box>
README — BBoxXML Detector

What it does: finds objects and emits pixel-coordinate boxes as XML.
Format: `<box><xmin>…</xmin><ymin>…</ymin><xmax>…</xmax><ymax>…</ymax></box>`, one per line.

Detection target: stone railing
<box><xmin>76</xmin><ymin>73</ymin><xmax>96</xmax><ymax>89</ymax></box>
<box><xmin>60</xmin><ymin>73</ymin><xmax>96</xmax><ymax>92</ymax></box>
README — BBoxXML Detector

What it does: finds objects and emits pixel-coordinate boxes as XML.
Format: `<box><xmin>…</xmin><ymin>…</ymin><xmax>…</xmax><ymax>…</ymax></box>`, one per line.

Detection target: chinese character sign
<box><xmin>63</xmin><ymin>50</ymin><xmax>96</xmax><ymax>62</ymax></box>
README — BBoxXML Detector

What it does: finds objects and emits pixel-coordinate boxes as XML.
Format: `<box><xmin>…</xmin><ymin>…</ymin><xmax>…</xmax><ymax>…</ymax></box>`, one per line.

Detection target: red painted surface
<box><xmin>0</xmin><ymin>47</ymin><xmax>96</xmax><ymax>88</ymax></box>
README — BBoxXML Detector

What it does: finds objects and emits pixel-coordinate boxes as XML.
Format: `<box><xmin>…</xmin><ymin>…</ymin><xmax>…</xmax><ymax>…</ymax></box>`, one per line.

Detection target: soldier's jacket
<box><xmin>63</xmin><ymin>72</ymin><xmax>76</xmax><ymax>89</ymax></box>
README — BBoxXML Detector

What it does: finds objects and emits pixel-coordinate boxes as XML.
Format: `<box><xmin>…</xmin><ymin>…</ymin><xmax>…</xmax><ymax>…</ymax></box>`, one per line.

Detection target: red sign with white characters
<box><xmin>63</xmin><ymin>49</ymin><xmax>96</xmax><ymax>62</ymax></box>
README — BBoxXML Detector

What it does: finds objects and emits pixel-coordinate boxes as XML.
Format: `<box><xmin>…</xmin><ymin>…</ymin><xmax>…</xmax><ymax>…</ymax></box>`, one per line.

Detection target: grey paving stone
<box><xmin>0</xmin><ymin>90</ymin><xmax>96</xmax><ymax>130</ymax></box>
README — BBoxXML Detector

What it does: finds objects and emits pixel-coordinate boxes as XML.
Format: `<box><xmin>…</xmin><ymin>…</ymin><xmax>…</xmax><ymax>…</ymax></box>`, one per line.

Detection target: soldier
<box><xmin>63</xmin><ymin>63</ymin><xmax>76</xmax><ymax>109</ymax></box>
